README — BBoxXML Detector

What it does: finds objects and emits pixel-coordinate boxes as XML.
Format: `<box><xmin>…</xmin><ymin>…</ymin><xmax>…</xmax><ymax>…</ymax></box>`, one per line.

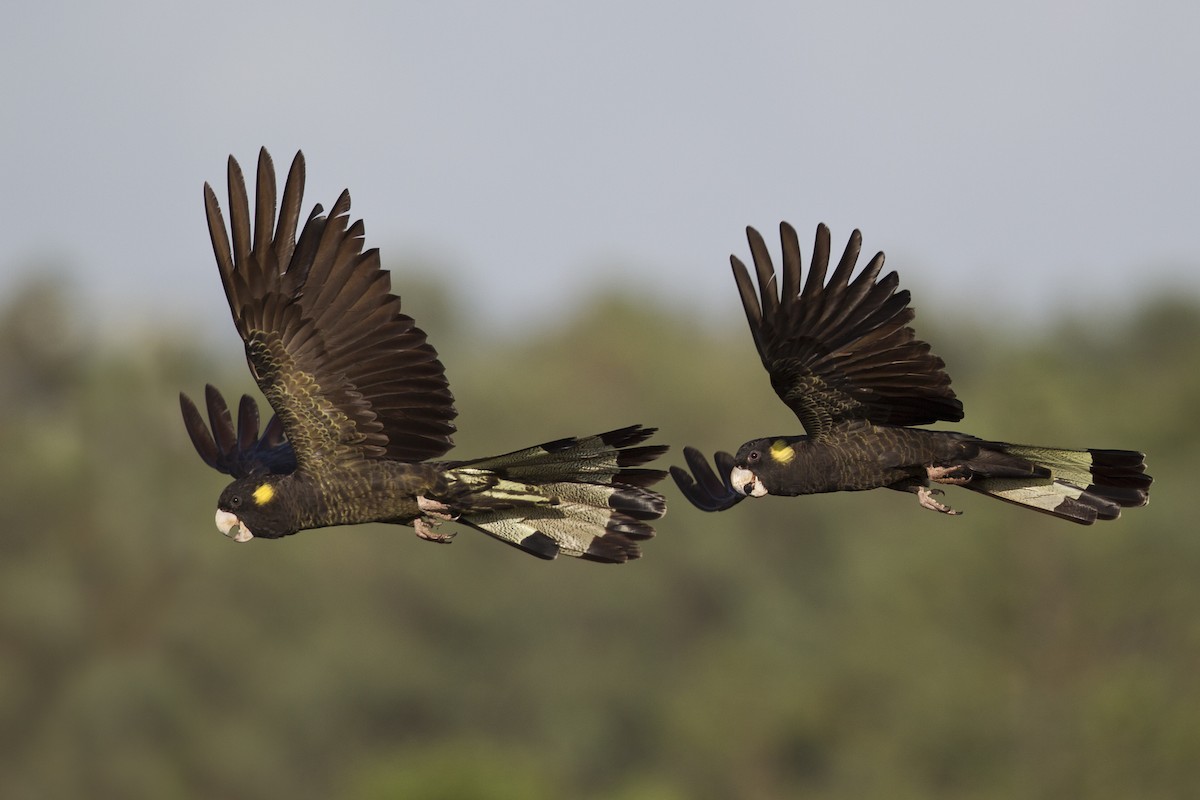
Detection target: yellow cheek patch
<box><xmin>253</xmin><ymin>483</ymin><xmax>276</xmax><ymax>505</ymax></box>
<box><xmin>769</xmin><ymin>440</ymin><xmax>795</xmax><ymax>465</ymax></box>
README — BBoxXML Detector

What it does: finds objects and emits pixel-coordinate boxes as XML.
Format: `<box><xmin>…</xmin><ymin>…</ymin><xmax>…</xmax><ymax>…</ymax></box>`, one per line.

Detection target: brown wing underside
<box><xmin>204</xmin><ymin>148</ymin><xmax>457</xmax><ymax>470</ymax></box>
<box><xmin>732</xmin><ymin>222</ymin><xmax>963</xmax><ymax>439</ymax></box>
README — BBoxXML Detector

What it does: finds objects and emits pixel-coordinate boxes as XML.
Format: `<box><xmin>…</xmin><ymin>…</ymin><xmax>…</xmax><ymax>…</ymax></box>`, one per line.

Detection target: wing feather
<box><xmin>736</xmin><ymin>222</ymin><xmax>963</xmax><ymax>437</ymax></box>
<box><xmin>180</xmin><ymin>385</ymin><xmax>296</xmax><ymax>478</ymax></box>
<box><xmin>207</xmin><ymin>148</ymin><xmax>457</xmax><ymax>470</ymax></box>
<box><xmin>669</xmin><ymin>448</ymin><xmax>744</xmax><ymax>512</ymax></box>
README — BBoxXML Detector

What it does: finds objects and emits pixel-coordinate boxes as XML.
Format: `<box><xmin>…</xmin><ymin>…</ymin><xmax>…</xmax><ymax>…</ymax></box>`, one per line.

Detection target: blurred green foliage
<box><xmin>1</xmin><ymin>273</ymin><xmax>1197</xmax><ymax>800</ymax></box>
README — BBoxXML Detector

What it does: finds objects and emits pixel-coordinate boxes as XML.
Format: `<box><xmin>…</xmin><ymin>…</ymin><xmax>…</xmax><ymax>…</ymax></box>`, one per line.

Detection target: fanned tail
<box><xmin>959</xmin><ymin>443</ymin><xmax>1151</xmax><ymax>524</ymax></box>
<box><xmin>444</xmin><ymin>426</ymin><xmax>668</xmax><ymax>562</ymax></box>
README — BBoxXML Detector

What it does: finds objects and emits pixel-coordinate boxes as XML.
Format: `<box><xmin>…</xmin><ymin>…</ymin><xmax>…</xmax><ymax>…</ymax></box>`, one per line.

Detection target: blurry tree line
<box><xmin>0</xmin><ymin>269</ymin><xmax>1197</xmax><ymax>800</ymax></box>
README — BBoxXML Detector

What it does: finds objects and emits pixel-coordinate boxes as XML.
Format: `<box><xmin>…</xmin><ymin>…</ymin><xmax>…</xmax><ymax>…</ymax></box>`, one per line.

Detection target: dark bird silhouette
<box><xmin>672</xmin><ymin>222</ymin><xmax>1151</xmax><ymax>524</ymax></box>
<box><xmin>181</xmin><ymin>149</ymin><xmax>667</xmax><ymax>562</ymax></box>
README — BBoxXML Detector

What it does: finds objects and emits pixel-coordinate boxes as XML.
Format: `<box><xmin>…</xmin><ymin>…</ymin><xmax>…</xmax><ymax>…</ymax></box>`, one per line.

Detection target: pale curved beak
<box><xmin>730</xmin><ymin>465</ymin><xmax>768</xmax><ymax>497</ymax></box>
<box><xmin>215</xmin><ymin>509</ymin><xmax>254</xmax><ymax>542</ymax></box>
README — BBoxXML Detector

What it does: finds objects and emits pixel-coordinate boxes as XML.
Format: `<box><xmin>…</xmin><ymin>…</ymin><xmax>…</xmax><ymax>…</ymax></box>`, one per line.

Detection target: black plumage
<box><xmin>672</xmin><ymin>222</ymin><xmax>1151</xmax><ymax>524</ymax></box>
<box><xmin>181</xmin><ymin>148</ymin><xmax>667</xmax><ymax>562</ymax></box>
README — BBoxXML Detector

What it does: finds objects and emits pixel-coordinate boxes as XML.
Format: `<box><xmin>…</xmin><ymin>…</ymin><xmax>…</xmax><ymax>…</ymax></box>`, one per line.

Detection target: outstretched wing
<box><xmin>732</xmin><ymin>222</ymin><xmax>963</xmax><ymax>439</ymax></box>
<box><xmin>670</xmin><ymin>447</ymin><xmax>744</xmax><ymax>512</ymax></box>
<box><xmin>205</xmin><ymin>148</ymin><xmax>457</xmax><ymax>472</ymax></box>
<box><xmin>180</xmin><ymin>384</ymin><xmax>296</xmax><ymax>479</ymax></box>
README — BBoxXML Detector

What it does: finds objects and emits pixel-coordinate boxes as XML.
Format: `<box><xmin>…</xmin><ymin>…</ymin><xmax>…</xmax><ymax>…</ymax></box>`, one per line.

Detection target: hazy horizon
<box><xmin>3</xmin><ymin>1</ymin><xmax>1197</xmax><ymax>340</ymax></box>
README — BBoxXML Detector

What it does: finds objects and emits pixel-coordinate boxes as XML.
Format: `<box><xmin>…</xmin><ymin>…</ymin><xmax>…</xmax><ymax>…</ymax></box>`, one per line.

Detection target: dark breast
<box><xmin>292</xmin><ymin>461</ymin><xmax>445</xmax><ymax>530</ymax></box>
<box><xmin>772</xmin><ymin>425</ymin><xmax>966</xmax><ymax>495</ymax></box>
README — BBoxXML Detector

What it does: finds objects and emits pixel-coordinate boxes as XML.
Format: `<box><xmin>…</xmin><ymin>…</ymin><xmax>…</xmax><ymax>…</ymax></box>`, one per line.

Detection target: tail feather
<box><xmin>455</xmin><ymin>425</ymin><xmax>667</xmax><ymax>485</ymax></box>
<box><xmin>445</xmin><ymin>426</ymin><xmax>668</xmax><ymax>563</ymax></box>
<box><xmin>960</xmin><ymin>443</ymin><xmax>1151</xmax><ymax>525</ymax></box>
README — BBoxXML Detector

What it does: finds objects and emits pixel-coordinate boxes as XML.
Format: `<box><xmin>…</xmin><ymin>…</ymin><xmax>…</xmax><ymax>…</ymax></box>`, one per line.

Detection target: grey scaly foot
<box><xmin>414</xmin><ymin>496</ymin><xmax>459</xmax><ymax>543</ymax></box>
<box><xmin>917</xmin><ymin>486</ymin><xmax>961</xmax><ymax>515</ymax></box>
<box><xmin>417</xmin><ymin>496</ymin><xmax>457</xmax><ymax>520</ymax></box>
<box><xmin>414</xmin><ymin>516</ymin><xmax>456</xmax><ymax>543</ymax></box>
<box><xmin>927</xmin><ymin>464</ymin><xmax>971</xmax><ymax>486</ymax></box>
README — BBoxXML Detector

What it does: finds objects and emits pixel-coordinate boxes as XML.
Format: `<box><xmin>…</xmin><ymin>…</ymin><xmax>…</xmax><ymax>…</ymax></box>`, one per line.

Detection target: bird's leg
<box><xmin>414</xmin><ymin>496</ymin><xmax>458</xmax><ymax>543</ymax></box>
<box><xmin>916</xmin><ymin>485</ymin><xmax>961</xmax><ymax>516</ymax></box>
<box><xmin>890</xmin><ymin>479</ymin><xmax>963</xmax><ymax>516</ymax></box>
<box><xmin>414</xmin><ymin>517</ymin><xmax>455</xmax><ymax>543</ymax></box>
<box><xmin>418</xmin><ymin>496</ymin><xmax>457</xmax><ymax>519</ymax></box>
<box><xmin>927</xmin><ymin>464</ymin><xmax>971</xmax><ymax>486</ymax></box>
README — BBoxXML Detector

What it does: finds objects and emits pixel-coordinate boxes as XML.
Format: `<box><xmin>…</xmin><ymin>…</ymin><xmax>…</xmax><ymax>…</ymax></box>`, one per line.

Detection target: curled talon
<box><xmin>417</xmin><ymin>495</ymin><xmax>457</xmax><ymax>520</ymax></box>
<box><xmin>927</xmin><ymin>465</ymin><xmax>971</xmax><ymax>485</ymax></box>
<box><xmin>415</xmin><ymin>516</ymin><xmax>456</xmax><ymax>543</ymax></box>
<box><xmin>917</xmin><ymin>486</ymin><xmax>961</xmax><ymax>515</ymax></box>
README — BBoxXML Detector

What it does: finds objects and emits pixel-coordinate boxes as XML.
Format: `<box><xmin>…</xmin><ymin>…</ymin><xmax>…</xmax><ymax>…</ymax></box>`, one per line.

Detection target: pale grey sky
<box><xmin>2</xmin><ymin>0</ymin><xmax>1197</xmax><ymax>343</ymax></box>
